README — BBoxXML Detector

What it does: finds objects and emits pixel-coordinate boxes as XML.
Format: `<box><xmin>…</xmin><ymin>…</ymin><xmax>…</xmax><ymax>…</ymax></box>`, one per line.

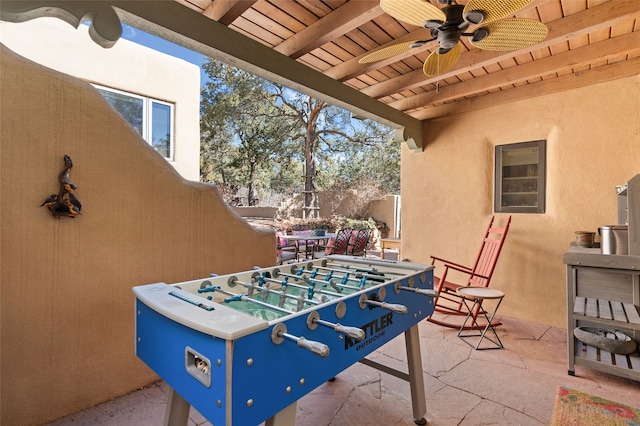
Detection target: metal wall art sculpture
<box><xmin>41</xmin><ymin>155</ymin><xmax>82</xmax><ymax>219</ymax></box>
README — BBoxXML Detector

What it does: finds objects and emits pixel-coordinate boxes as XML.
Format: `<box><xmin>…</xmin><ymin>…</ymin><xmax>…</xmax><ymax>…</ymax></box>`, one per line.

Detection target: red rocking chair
<box><xmin>427</xmin><ymin>216</ymin><xmax>511</xmax><ymax>330</ymax></box>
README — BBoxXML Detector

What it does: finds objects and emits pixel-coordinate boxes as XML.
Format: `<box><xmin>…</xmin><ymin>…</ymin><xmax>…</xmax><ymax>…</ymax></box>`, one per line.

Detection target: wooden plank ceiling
<box><xmin>172</xmin><ymin>0</ymin><xmax>639</xmax><ymax>121</ymax></box>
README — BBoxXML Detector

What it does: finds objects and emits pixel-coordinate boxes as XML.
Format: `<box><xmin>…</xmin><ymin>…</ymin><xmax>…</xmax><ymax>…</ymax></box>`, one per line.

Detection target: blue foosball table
<box><xmin>133</xmin><ymin>255</ymin><xmax>436</xmax><ymax>425</ymax></box>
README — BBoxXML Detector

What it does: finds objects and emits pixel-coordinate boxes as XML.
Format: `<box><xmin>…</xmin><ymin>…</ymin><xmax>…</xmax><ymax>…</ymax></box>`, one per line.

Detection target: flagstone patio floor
<box><xmin>48</xmin><ymin>307</ymin><xmax>639</xmax><ymax>425</ymax></box>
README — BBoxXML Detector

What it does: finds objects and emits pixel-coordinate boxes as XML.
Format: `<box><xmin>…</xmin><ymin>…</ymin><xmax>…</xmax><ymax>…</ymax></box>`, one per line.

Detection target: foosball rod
<box><xmin>200</xmin><ymin>285</ymin><xmax>295</xmax><ymax>315</ymax></box>
<box><xmin>395</xmin><ymin>282</ymin><xmax>439</xmax><ymax>297</ymax></box>
<box><xmin>271</xmin><ymin>323</ymin><xmax>330</xmax><ymax>358</ymax></box>
<box><xmin>323</xmin><ymin>261</ymin><xmax>407</xmax><ymax>276</ymax></box>
<box><xmin>308</xmin><ymin>264</ymin><xmax>394</xmax><ymax>283</ymax></box>
<box><xmin>272</xmin><ymin>268</ymin><xmax>344</xmax><ymax>289</ymax></box>
<box><xmin>256</xmin><ymin>275</ymin><xmax>342</xmax><ymax>299</ymax></box>
<box><xmin>306</xmin><ymin>311</ymin><xmax>365</xmax><ymax>342</ymax></box>
<box><xmin>273</xmin><ymin>268</ymin><xmax>362</xmax><ymax>293</ymax></box>
<box><xmin>291</xmin><ymin>265</ymin><xmax>385</xmax><ymax>289</ymax></box>
<box><xmin>359</xmin><ymin>293</ymin><xmax>408</xmax><ymax>314</ymax></box>
<box><xmin>229</xmin><ymin>276</ymin><xmax>318</xmax><ymax>308</ymax></box>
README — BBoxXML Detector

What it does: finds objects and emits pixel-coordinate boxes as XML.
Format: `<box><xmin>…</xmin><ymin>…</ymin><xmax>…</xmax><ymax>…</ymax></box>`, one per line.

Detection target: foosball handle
<box><xmin>380</xmin><ymin>302</ymin><xmax>408</xmax><ymax>314</ymax></box>
<box><xmin>334</xmin><ymin>324</ymin><xmax>365</xmax><ymax>341</ymax></box>
<box><xmin>415</xmin><ymin>289</ymin><xmax>438</xmax><ymax>297</ymax></box>
<box><xmin>297</xmin><ymin>337</ymin><xmax>330</xmax><ymax>358</ymax></box>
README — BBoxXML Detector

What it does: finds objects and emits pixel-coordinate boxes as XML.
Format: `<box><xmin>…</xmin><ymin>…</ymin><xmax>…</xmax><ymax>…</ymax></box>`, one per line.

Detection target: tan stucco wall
<box><xmin>402</xmin><ymin>74</ymin><xmax>640</xmax><ymax>328</ymax></box>
<box><xmin>0</xmin><ymin>45</ymin><xmax>276</xmax><ymax>425</ymax></box>
<box><xmin>368</xmin><ymin>195</ymin><xmax>400</xmax><ymax>237</ymax></box>
<box><xmin>0</xmin><ymin>18</ymin><xmax>201</xmax><ymax>181</ymax></box>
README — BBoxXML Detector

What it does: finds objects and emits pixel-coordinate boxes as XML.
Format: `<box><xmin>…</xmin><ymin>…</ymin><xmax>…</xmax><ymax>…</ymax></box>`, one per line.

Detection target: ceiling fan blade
<box><xmin>359</xmin><ymin>41</ymin><xmax>422</xmax><ymax>63</ymax></box>
<box><xmin>423</xmin><ymin>44</ymin><xmax>461</xmax><ymax>77</ymax></box>
<box><xmin>380</xmin><ymin>0</ymin><xmax>445</xmax><ymax>27</ymax></box>
<box><xmin>463</xmin><ymin>0</ymin><xmax>534</xmax><ymax>25</ymax></box>
<box><xmin>470</xmin><ymin>19</ymin><xmax>548</xmax><ymax>51</ymax></box>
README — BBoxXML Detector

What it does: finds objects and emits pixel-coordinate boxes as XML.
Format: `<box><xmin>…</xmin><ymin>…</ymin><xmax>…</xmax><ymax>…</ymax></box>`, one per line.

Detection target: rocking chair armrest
<box><xmin>442</xmin><ymin>263</ymin><xmax>490</xmax><ymax>280</ymax></box>
<box><xmin>430</xmin><ymin>256</ymin><xmax>472</xmax><ymax>271</ymax></box>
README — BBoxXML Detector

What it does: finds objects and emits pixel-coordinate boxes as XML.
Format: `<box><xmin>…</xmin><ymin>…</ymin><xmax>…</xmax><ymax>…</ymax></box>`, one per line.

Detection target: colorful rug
<box><xmin>551</xmin><ymin>386</ymin><xmax>640</xmax><ymax>425</ymax></box>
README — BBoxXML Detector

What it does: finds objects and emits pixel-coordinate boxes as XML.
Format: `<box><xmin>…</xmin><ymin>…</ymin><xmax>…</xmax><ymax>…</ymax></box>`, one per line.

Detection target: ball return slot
<box><xmin>184</xmin><ymin>347</ymin><xmax>211</xmax><ymax>388</ymax></box>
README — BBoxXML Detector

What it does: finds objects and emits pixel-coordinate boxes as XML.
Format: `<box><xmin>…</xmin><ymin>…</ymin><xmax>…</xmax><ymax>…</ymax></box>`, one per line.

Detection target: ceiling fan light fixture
<box><xmin>464</xmin><ymin>10</ymin><xmax>485</xmax><ymax>25</ymax></box>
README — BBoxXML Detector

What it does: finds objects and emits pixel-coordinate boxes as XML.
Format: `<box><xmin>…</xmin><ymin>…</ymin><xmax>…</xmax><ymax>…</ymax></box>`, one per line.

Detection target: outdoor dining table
<box><xmin>284</xmin><ymin>233</ymin><xmax>336</xmax><ymax>259</ymax></box>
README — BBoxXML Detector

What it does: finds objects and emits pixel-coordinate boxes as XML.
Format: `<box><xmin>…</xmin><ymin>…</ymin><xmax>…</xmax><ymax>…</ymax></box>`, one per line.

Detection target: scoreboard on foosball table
<box><xmin>133</xmin><ymin>255</ymin><xmax>436</xmax><ymax>426</ymax></box>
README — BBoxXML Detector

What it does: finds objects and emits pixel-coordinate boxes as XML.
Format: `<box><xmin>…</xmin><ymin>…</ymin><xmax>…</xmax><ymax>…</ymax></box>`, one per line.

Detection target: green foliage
<box><xmin>277</xmin><ymin>216</ymin><xmax>388</xmax><ymax>234</ymax></box>
<box><xmin>200</xmin><ymin>59</ymin><xmax>297</xmax><ymax>205</ymax></box>
<box><xmin>199</xmin><ymin>58</ymin><xmax>401</xmax><ymax>210</ymax></box>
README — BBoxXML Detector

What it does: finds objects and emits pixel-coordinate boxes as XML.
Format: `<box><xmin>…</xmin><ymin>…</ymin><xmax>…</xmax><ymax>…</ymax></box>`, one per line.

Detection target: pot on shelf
<box><xmin>574</xmin><ymin>231</ymin><xmax>595</xmax><ymax>248</ymax></box>
<box><xmin>598</xmin><ymin>225</ymin><xmax>628</xmax><ymax>255</ymax></box>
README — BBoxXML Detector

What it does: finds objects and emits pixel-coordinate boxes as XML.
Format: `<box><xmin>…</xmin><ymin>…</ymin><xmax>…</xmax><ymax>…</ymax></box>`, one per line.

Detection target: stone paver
<box><xmin>47</xmin><ymin>317</ymin><xmax>640</xmax><ymax>426</ymax></box>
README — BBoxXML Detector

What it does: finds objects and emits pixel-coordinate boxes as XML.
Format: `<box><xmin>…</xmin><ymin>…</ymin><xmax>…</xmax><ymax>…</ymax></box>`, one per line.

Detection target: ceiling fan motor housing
<box><xmin>435</xmin><ymin>4</ymin><xmax>466</xmax><ymax>49</ymax></box>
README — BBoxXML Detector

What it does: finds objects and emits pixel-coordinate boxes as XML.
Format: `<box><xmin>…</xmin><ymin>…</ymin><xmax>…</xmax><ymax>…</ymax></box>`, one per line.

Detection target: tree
<box><xmin>200</xmin><ymin>58</ymin><xmax>399</xmax><ymax>212</ymax></box>
<box><xmin>269</xmin><ymin>86</ymin><xmax>395</xmax><ymax>217</ymax></box>
<box><xmin>231</xmin><ymin>104</ymin><xmax>292</xmax><ymax>205</ymax></box>
<box><xmin>200</xmin><ymin>59</ymin><xmax>295</xmax><ymax>205</ymax></box>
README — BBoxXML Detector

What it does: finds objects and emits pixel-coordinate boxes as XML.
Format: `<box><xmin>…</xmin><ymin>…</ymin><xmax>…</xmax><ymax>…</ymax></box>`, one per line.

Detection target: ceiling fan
<box><xmin>360</xmin><ymin>0</ymin><xmax>548</xmax><ymax>77</ymax></box>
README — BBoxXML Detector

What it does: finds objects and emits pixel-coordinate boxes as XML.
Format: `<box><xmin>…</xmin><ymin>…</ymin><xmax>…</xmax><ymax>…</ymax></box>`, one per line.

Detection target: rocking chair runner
<box><xmin>427</xmin><ymin>216</ymin><xmax>511</xmax><ymax>330</ymax></box>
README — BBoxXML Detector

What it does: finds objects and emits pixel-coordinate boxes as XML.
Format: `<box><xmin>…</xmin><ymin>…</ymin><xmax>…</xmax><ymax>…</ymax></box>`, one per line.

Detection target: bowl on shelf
<box><xmin>573</xmin><ymin>326</ymin><xmax>637</xmax><ymax>354</ymax></box>
<box><xmin>575</xmin><ymin>231</ymin><xmax>595</xmax><ymax>248</ymax></box>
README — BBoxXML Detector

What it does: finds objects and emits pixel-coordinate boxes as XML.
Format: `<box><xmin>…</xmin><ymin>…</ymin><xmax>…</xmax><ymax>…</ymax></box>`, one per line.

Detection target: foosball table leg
<box><xmin>405</xmin><ymin>325</ymin><xmax>427</xmax><ymax>425</ymax></box>
<box><xmin>163</xmin><ymin>388</ymin><xmax>190</xmax><ymax>426</ymax></box>
<box><xmin>265</xmin><ymin>402</ymin><xmax>297</xmax><ymax>426</ymax></box>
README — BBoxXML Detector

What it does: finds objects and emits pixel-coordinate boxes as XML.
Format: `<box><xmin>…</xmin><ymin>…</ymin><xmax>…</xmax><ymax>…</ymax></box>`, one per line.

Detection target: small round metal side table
<box><xmin>456</xmin><ymin>287</ymin><xmax>505</xmax><ymax>350</ymax></box>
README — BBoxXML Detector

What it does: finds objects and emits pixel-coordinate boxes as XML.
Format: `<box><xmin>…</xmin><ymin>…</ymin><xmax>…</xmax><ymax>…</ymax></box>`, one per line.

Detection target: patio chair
<box><xmin>315</xmin><ymin>227</ymin><xmax>352</xmax><ymax>257</ymax></box>
<box><xmin>276</xmin><ymin>232</ymin><xmax>297</xmax><ymax>264</ymax></box>
<box><xmin>427</xmin><ymin>216</ymin><xmax>511</xmax><ymax>330</ymax></box>
<box><xmin>348</xmin><ymin>227</ymin><xmax>372</xmax><ymax>256</ymax></box>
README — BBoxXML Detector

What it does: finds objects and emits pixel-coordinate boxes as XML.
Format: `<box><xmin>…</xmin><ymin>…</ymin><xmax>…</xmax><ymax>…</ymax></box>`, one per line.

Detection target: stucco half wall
<box><xmin>0</xmin><ymin>45</ymin><xmax>276</xmax><ymax>425</ymax></box>
<box><xmin>402</xmin><ymin>73</ymin><xmax>640</xmax><ymax>328</ymax></box>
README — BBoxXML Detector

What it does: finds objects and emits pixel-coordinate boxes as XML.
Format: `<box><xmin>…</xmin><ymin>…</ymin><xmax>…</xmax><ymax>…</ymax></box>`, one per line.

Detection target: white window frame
<box><xmin>93</xmin><ymin>84</ymin><xmax>175</xmax><ymax>161</ymax></box>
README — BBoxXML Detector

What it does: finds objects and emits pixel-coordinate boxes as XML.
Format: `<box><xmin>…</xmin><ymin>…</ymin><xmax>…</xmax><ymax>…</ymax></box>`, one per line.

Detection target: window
<box><xmin>494</xmin><ymin>140</ymin><xmax>546</xmax><ymax>213</ymax></box>
<box><xmin>94</xmin><ymin>85</ymin><xmax>175</xmax><ymax>160</ymax></box>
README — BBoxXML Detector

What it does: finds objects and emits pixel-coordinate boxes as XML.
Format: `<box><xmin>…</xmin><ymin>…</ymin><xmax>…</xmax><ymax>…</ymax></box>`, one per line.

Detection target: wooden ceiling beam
<box><xmin>389</xmin><ymin>31</ymin><xmax>640</xmax><ymax>111</ymax></box>
<box><xmin>412</xmin><ymin>57</ymin><xmax>640</xmax><ymax>120</ymax></box>
<box><xmin>357</xmin><ymin>0</ymin><xmax>640</xmax><ymax>99</ymax></box>
<box><xmin>202</xmin><ymin>0</ymin><xmax>256</xmax><ymax>26</ymax></box>
<box><xmin>275</xmin><ymin>1</ymin><xmax>383</xmax><ymax>59</ymax></box>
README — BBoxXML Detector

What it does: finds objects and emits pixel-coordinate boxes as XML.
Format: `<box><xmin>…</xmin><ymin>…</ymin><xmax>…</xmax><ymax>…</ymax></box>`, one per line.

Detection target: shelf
<box><xmin>573</xmin><ymin>340</ymin><xmax>640</xmax><ymax>380</ymax></box>
<box><xmin>573</xmin><ymin>296</ymin><xmax>640</xmax><ymax>330</ymax></box>
<box><xmin>502</xmin><ymin>176</ymin><xmax>538</xmax><ymax>180</ymax></box>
